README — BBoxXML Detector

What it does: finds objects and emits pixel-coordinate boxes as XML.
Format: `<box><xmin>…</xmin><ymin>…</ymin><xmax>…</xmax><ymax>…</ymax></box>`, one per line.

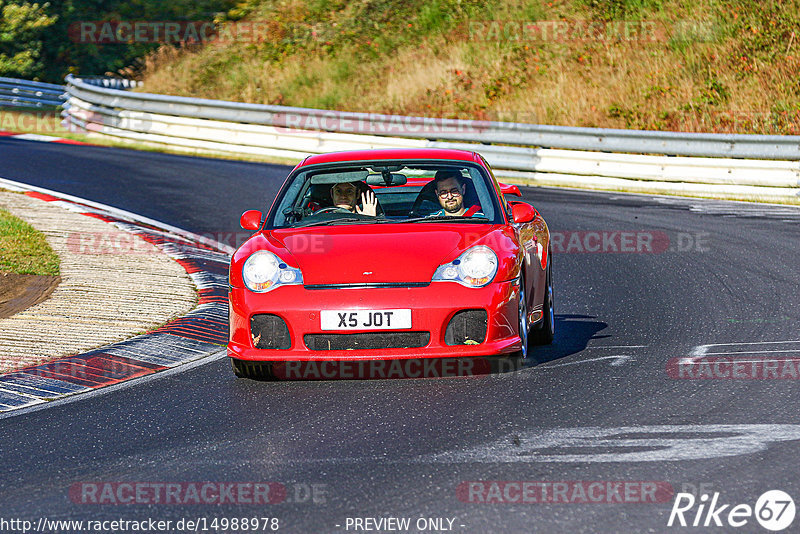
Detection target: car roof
<box><xmin>298</xmin><ymin>148</ymin><xmax>480</xmax><ymax>167</ymax></box>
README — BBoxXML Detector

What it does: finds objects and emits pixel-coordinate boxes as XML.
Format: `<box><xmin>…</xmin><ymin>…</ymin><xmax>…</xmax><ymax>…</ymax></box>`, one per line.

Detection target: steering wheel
<box><xmin>313</xmin><ymin>206</ymin><xmax>353</xmax><ymax>215</ymax></box>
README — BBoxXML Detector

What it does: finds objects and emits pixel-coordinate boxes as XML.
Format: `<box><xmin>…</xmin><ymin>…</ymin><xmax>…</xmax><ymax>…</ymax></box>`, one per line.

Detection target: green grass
<box><xmin>0</xmin><ymin>207</ymin><xmax>60</xmax><ymax>276</ymax></box>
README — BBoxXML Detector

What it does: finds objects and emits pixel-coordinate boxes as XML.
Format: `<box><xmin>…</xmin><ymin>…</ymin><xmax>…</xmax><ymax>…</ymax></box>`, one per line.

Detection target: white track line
<box><xmin>0</xmin><ymin>349</ymin><xmax>227</xmax><ymax>420</ymax></box>
<box><xmin>539</xmin><ymin>355</ymin><xmax>634</xmax><ymax>368</ymax></box>
<box><xmin>682</xmin><ymin>341</ymin><xmax>800</xmax><ymax>365</ymax></box>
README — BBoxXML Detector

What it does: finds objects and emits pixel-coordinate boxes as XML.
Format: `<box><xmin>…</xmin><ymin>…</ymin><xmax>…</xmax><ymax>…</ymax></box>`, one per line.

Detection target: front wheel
<box><xmin>530</xmin><ymin>261</ymin><xmax>554</xmax><ymax>345</ymax></box>
<box><xmin>515</xmin><ymin>275</ymin><xmax>530</xmax><ymax>360</ymax></box>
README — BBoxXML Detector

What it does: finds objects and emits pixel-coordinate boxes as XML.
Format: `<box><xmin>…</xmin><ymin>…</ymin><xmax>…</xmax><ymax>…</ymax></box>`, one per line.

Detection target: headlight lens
<box><xmin>432</xmin><ymin>245</ymin><xmax>498</xmax><ymax>287</ymax></box>
<box><xmin>242</xmin><ymin>251</ymin><xmax>303</xmax><ymax>292</ymax></box>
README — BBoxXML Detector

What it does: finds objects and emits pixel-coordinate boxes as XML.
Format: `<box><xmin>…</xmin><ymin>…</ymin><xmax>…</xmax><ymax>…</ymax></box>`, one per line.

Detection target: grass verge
<box><xmin>0</xmin><ymin>205</ymin><xmax>60</xmax><ymax>276</ymax></box>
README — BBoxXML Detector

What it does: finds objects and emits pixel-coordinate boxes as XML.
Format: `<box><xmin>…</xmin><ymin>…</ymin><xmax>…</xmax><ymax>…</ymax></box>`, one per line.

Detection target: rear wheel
<box><xmin>231</xmin><ymin>358</ymin><xmax>273</xmax><ymax>380</ymax></box>
<box><xmin>531</xmin><ymin>261</ymin><xmax>554</xmax><ymax>345</ymax></box>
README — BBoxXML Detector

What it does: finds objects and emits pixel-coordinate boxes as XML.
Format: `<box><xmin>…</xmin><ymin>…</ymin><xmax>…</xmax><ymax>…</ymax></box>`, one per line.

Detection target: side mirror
<box><xmin>509</xmin><ymin>201</ymin><xmax>537</xmax><ymax>223</ymax></box>
<box><xmin>499</xmin><ymin>183</ymin><xmax>522</xmax><ymax>197</ymax></box>
<box><xmin>240</xmin><ymin>210</ymin><xmax>262</xmax><ymax>230</ymax></box>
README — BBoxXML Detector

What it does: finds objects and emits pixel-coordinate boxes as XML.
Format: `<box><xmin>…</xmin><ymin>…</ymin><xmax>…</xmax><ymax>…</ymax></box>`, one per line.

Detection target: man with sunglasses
<box><xmin>430</xmin><ymin>169</ymin><xmax>484</xmax><ymax>217</ymax></box>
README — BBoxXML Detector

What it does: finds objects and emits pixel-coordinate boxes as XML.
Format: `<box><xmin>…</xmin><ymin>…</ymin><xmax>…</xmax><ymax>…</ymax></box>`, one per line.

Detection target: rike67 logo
<box><xmin>668</xmin><ymin>490</ymin><xmax>795</xmax><ymax>531</ymax></box>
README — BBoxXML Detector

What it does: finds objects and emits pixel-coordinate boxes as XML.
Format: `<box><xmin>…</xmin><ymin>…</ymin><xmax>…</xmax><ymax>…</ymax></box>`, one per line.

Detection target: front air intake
<box><xmin>445</xmin><ymin>309</ymin><xmax>487</xmax><ymax>346</ymax></box>
<box><xmin>251</xmin><ymin>314</ymin><xmax>291</xmax><ymax>349</ymax></box>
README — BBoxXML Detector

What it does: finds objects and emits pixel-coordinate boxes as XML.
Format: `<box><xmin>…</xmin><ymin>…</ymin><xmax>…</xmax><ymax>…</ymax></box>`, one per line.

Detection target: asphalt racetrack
<box><xmin>1</xmin><ymin>137</ymin><xmax>800</xmax><ymax>533</ymax></box>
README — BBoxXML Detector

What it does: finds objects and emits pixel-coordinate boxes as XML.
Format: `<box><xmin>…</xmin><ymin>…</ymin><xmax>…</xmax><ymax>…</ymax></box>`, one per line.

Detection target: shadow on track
<box><xmin>526</xmin><ymin>313</ymin><xmax>608</xmax><ymax>366</ymax></box>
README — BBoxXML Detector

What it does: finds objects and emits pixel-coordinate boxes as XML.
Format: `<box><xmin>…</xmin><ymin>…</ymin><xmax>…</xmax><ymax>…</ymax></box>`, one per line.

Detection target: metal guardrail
<box><xmin>58</xmin><ymin>75</ymin><xmax>800</xmax><ymax>201</ymax></box>
<box><xmin>0</xmin><ymin>76</ymin><xmax>141</xmax><ymax>109</ymax></box>
<box><xmin>77</xmin><ymin>76</ymin><xmax>142</xmax><ymax>90</ymax></box>
<box><xmin>64</xmin><ymin>75</ymin><xmax>800</xmax><ymax>161</ymax></box>
<box><xmin>0</xmin><ymin>77</ymin><xmax>64</xmax><ymax>91</ymax></box>
<box><xmin>0</xmin><ymin>77</ymin><xmax>65</xmax><ymax>108</ymax></box>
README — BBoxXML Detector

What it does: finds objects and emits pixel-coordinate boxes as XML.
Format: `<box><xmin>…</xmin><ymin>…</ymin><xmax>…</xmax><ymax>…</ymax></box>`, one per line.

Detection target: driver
<box><xmin>430</xmin><ymin>170</ymin><xmax>483</xmax><ymax>217</ymax></box>
<box><xmin>330</xmin><ymin>181</ymin><xmax>378</xmax><ymax>216</ymax></box>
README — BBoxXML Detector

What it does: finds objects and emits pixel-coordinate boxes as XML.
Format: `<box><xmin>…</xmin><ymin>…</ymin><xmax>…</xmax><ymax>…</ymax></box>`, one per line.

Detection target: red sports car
<box><xmin>228</xmin><ymin>148</ymin><xmax>553</xmax><ymax>378</ymax></box>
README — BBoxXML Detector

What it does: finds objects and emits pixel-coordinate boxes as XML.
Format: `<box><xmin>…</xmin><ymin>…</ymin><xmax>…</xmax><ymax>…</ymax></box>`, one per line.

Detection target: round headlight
<box><xmin>458</xmin><ymin>246</ymin><xmax>498</xmax><ymax>286</ymax></box>
<box><xmin>243</xmin><ymin>251</ymin><xmax>280</xmax><ymax>292</ymax></box>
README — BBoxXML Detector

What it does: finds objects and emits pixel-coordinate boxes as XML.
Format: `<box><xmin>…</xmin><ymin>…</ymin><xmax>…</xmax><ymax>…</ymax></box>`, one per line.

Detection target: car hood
<box><xmin>271</xmin><ymin>225</ymin><xmax>495</xmax><ymax>285</ymax></box>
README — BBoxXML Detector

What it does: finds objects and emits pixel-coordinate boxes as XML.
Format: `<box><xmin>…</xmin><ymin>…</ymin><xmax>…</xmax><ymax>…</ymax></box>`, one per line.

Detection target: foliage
<box><xmin>581</xmin><ymin>0</ymin><xmax>664</xmax><ymax>20</ymax></box>
<box><xmin>29</xmin><ymin>0</ymin><xmax>237</xmax><ymax>82</ymax></box>
<box><xmin>6</xmin><ymin>0</ymin><xmax>799</xmax><ymax>134</ymax></box>
<box><xmin>0</xmin><ymin>1</ymin><xmax>57</xmax><ymax>78</ymax></box>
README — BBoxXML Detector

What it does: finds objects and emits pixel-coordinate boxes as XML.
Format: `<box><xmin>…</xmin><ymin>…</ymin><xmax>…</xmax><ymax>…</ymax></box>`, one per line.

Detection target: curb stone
<box><xmin>0</xmin><ymin>179</ymin><xmax>231</xmax><ymax>413</ymax></box>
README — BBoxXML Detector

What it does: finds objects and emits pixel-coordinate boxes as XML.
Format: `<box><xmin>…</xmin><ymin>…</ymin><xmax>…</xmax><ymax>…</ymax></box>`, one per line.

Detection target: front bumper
<box><xmin>228</xmin><ymin>280</ymin><xmax>522</xmax><ymax>361</ymax></box>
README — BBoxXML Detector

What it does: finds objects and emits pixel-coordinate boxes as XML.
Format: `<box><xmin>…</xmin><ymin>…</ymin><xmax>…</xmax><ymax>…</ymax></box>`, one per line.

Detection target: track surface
<box><xmin>1</xmin><ymin>138</ymin><xmax>800</xmax><ymax>532</ymax></box>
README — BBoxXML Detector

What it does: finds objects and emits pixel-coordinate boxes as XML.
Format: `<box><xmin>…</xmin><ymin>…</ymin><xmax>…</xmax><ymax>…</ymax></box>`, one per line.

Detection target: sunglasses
<box><xmin>436</xmin><ymin>187</ymin><xmax>462</xmax><ymax>198</ymax></box>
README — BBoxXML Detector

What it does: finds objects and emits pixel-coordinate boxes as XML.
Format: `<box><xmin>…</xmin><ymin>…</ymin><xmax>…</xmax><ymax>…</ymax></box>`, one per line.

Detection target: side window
<box><xmin>270</xmin><ymin>173</ymin><xmax>308</xmax><ymax>227</ymax></box>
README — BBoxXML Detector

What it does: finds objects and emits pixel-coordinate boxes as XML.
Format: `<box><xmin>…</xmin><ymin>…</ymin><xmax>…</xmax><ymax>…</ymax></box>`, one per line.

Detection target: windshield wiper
<box><xmin>404</xmin><ymin>216</ymin><xmax>491</xmax><ymax>223</ymax></box>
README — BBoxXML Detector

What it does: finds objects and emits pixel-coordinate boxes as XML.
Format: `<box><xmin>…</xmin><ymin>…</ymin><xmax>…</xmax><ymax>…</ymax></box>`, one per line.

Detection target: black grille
<box><xmin>304</xmin><ymin>332</ymin><xmax>430</xmax><ymax>350</ymax></box>
<box><xmin>445</xmin><ymin>309</ymin><xmax>487</xmax><ymax>345</ymax></box>
<box><xmin>251</xmin><ymin>314</ymin><xmax>291</xmax><ymax>349</ymax></box>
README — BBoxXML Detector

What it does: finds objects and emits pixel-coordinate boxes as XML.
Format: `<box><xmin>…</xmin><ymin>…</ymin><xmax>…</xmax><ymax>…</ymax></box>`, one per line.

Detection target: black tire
<box><xmin>531</xmin><ymin>260</ymin><xmax>554</xmax><ymax>345</ymax></box>
<box><xmin>231</xmin><ymin>358</ymin><xmax>273</xmax><ymax>380</ymax></box>
<box><xmin>515</xmin><ymin>275</ymin><xmax>530</xmax><ymax>360</ymax></box>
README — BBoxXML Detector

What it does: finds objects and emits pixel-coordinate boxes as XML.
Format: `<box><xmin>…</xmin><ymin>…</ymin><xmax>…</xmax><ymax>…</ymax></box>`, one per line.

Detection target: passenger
<box><xmin>330</xmin><ymin>181</ymin><xmax>378</xmax><ymax>216</ymax></box>
<box><xmin>431</xmin><ymin>170</ymin><xmax>483</xmax><ymax>217</ymax></box>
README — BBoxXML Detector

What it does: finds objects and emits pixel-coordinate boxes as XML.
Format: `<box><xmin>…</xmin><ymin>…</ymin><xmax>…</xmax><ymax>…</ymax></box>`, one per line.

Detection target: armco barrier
<box><xmin>58</xmin><ymin>75</ymin><xmax>800</xmax><ymax>202</ymax></box>
<box><xmin>0</xmin><ymin>76</ymin><xmax>140</xmax><ymax>109</ymax></box>
<box><xmin>0</xmin><ymin>77</ymin><xmax>65</xmax><ymax>108</ymax></box>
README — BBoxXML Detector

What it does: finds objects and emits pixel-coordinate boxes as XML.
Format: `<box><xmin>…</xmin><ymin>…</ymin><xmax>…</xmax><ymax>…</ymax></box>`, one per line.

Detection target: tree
<box><xmin>38</xmin><ymin>0</ymin><xmax>237</xmax><ymax>82</ymax></box>
<box><xmin>0</xmin><ymin>1</ymin><xmax>57</xmax><ymax>78</ymax></box>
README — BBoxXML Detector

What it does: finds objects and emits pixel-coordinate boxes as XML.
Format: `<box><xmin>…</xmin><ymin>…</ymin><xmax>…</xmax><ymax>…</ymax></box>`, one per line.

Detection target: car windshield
<box><xmin>268</xmin><ymin>161</ymin><xmax>504</xmax><ymax>228</ymax></box>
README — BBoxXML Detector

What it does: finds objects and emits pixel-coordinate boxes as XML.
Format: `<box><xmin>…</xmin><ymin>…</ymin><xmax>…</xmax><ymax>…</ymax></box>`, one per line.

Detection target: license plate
<box><xmin>321</xmin><ymin>309</ymin><xmax>411</xmax><ymax>330</ymax></box>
